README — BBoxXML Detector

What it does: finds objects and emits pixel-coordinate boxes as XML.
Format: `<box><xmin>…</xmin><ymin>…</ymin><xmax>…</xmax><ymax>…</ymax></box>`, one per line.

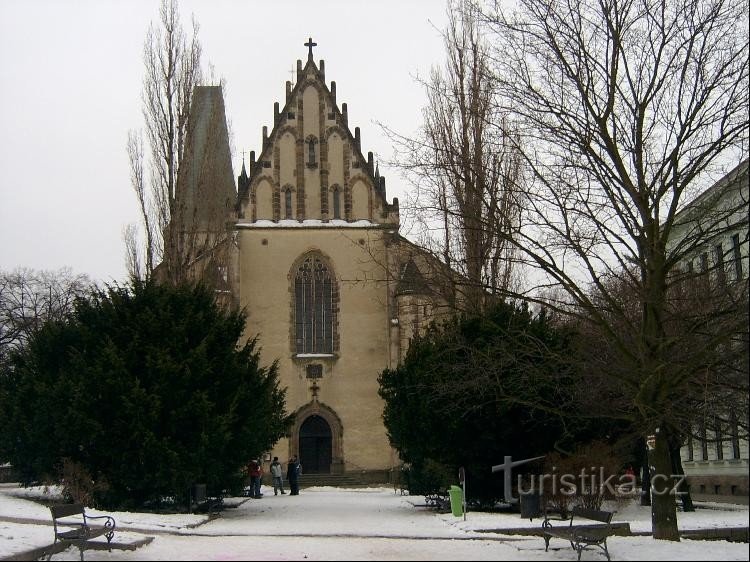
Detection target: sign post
<box><xmin>458</xmin><ymin>467</ymin><xmax>467</xmax><ymax>521</ymax></box>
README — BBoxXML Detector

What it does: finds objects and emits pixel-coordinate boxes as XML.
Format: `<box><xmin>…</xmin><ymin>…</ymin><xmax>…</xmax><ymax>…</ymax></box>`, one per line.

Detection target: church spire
<box><xmin>238</xmin><ymin>150</ymin><xmax>250</xmax><ymax>195</ymax></box>
<box><xmin>240</xmin><ymin>150</ymin><xmax>248</xmax><ymax>176</ymax></box>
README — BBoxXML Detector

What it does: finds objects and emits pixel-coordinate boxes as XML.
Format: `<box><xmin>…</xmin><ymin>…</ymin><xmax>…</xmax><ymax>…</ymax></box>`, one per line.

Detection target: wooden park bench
<box><xmin>542</xmin><ymin>506</ymin><xmax>615</xmax><ymax>561</ymax></box>
<box><xmin>48</xmin><ymin>503</ymin><xmax>116</xmax><ymax>561</ymax></box>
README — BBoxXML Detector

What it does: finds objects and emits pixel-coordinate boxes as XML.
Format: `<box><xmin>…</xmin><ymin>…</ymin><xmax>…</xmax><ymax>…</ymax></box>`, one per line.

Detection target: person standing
<box><xmin>270</xmin><ymin>456</ymin><xmax>285</xmax><ymax>495</ymax></box>
<box><xmin>248</xmin><ymin>459</ymin><xmax>263</xmax><ymax>498</ymax></box>
<box><xmin>287</xmin><ymin>455</ymin><xmax>301</xmax><ymax>496</ymax></box>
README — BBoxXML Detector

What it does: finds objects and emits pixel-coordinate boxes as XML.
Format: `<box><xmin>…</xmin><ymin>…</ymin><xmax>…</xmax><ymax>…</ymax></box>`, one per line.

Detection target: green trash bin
<box><xmin>448</xmin><ymin>485</ymin><xmax>463</xmax><ymax>517</ymax></box>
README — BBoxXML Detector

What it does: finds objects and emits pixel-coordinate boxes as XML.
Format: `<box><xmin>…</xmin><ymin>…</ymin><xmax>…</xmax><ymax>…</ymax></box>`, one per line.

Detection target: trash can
<box><xmin>193</xmin><ymin>483</ymin><xmax>207</xmax><ymax>505</ymax></box>
<box><xmin>520</xmin><ymin>489</ymin><xmax>541</xmax><ymax>520</ymax></box>
<box><xmin>449</xmin><ymin>485</ymin><xmax>464</xmax><ymax>517</ymax></box>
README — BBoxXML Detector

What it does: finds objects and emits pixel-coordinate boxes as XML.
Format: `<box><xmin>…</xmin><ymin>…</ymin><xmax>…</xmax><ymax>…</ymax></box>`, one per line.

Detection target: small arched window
<box><xmin>284</xmin><ymin>188</ymin><xmax>293</xmax><ymax>219</ymax></box>
<box><xmin>306</xmin><ymin>136</ymin><xmax>318</xmax><ymax>167</ymax></box>
<box><xmin>332</xmin><ymin>186</ymin><xmax>341</xmax><ymax>220</ymax></box>
<box><xmin>294</xmin><ymin>255</ymin><xmax>335</xmax><ymax>354</ymax></box>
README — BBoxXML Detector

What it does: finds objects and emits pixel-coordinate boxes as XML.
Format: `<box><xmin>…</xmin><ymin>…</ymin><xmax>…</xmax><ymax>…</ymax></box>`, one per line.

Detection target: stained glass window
<box><xmin>295</xmin><ymin>256</ymin><xmax>334</xmax><ymax>354</ymax></box>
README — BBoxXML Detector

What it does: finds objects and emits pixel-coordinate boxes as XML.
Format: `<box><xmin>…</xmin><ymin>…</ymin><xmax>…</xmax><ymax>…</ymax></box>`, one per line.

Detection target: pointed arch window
<box><xmin>294</xmin><ymin>255</ymin><xmax>336</xmax><ymax>354</ymax></box>
<box><xmin>332</xmin><ymin>186</ymin><xmax>341</xmax><ymax>220</ymax></box>
<box><xmin>306</xmin><ymin>136</ymin><xmax>318</xmax><ymax>167</ymax></box>
<box><xmin>284</xmin><ymin>188</ymin><xmax>294</xmax><ymax>219</ymax></box>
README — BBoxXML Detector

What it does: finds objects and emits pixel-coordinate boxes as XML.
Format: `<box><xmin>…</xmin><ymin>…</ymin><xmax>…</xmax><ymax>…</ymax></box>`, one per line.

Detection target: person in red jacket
<box><xmin>247</xmin><ymin>459</ymin><xmax>263</xmax><ymax>498</ymax></box>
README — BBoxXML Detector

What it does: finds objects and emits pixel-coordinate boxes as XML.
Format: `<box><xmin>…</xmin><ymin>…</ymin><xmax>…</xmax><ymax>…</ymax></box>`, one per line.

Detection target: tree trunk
<box><xmin>648</xmin><ymin>428</ymin><xmax>680</xmax><ymax>540</ymax></box>
<box><xmin>639</xmin><ymin>437</ymin><xmax>651</xmax><ymax>506</ymax></box>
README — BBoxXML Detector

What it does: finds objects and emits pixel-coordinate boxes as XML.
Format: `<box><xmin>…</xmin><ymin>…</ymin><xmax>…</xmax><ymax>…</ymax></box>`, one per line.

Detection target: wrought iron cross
<box><xmin>304</xmin><ymin>37</ymin><xmax>317</xmax><ymax>59</ymax></box>
<box><xmin>310</xmin><ymin>380</ymin><xmax>320</xmax><ymax>400</ymax></box>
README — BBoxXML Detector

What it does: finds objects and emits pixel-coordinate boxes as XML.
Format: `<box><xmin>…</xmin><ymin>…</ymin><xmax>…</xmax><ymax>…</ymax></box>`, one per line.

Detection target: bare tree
<box><xmin>575</xmin><ymin>261</ymin><xmax>748</xmax><ymax>511</ymax></box>
<box><xmin>126</xmin><ymin>0</ymin><xmax>203</xmax><ymax>282</ymax></box>
<box><xmin>0</xmin><ymin>268</ymin><xmax>91</xmax><ymax>368</ymax></box>
<box><xmin>479</xmin><ymin>0</ymin><xmax>749</xmax><ymax>540</ymax></box>
<box><xmin>384</xmin><ymin>0</ymin><xmax>524</xmax><ymax>314</ymax></box>
<box><xmin>123</xmin><ymin>223</ymin><xmax>143</xmax><ymax>282</ymax></box>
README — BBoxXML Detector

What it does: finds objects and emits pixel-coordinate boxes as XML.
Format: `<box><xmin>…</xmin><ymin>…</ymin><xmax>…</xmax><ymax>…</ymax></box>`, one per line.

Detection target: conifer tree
<box><xmin>0</xmin><ymin>281</ymin><xmax>291</xmax><ymax>509</ymax></box>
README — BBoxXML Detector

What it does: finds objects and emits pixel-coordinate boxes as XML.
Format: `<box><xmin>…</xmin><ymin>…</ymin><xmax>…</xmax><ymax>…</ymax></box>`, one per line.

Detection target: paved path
<box><xmin>2</xmin><ymin>488</ymin><xmax>749</xmax><ymax>561</ymax></box>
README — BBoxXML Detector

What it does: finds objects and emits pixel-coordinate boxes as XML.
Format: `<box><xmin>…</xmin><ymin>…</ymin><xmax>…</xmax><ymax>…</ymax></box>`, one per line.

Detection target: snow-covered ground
<box><xmin>0</xmin><ymin>483</ymin><xmax>747</xmax><ymax>561</ymax></box>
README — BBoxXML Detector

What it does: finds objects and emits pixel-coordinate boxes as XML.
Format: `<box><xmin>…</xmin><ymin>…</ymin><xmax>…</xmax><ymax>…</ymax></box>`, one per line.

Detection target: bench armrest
<box><xmin>84</xmin><ymin>514</ymin><xmax>116</xmax><ymax>530</ymax></box>
<box><xmin>542</xmin><ymin>511</ymin><xmax>569</xmax><ymax>528</ymax></box>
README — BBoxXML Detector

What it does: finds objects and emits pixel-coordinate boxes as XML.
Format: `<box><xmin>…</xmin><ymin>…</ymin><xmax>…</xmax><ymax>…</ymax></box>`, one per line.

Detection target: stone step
<box><xmin>297</xmin><ymin>473</ymin><xmax>374</xmax><ymax>488</ymax></box>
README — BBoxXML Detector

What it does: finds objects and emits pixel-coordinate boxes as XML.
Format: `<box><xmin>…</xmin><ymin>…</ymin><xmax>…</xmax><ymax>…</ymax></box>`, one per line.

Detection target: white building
<box><xmin>669</xmin><ymin>159</ymin><xmax>749</xmax><ymax>502</ymax></box>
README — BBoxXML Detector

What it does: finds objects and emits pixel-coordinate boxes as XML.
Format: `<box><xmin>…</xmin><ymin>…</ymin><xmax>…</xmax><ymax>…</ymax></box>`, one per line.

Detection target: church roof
<box><xmin>175</xmin><ymin>85</ymin><xmax>237</xmax><ymax>226</ymax></box>
<box><xmin>395</xmin><ymin>259</ymin><xmax>432</xmax><ymax>296</ymax></box>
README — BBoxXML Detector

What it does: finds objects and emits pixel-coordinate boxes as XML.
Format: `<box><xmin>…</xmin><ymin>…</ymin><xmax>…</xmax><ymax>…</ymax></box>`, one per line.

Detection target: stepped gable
<box><xmin>175</xmin><ymin>85</ymin><xmax>237</xmax><ymax>229</ymax></box>
<box><xmin>237</xmin><ymin>45</ymin><xmax>398</xmax><ymax>224</ymax></box>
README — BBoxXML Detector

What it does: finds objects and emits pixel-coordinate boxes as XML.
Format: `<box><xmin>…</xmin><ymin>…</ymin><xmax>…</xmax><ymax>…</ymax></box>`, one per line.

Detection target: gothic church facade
<box><xmin>175</xmin><ymin>43</ymin><xmax>448</xmax><ymax>480</ymax></box>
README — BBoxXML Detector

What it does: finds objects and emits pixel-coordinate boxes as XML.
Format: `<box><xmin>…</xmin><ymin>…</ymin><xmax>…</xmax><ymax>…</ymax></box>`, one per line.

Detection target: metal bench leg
<box><xmin>544</xmin><ymin>535</ymin><xmax>550</xmax><ymax>552</ymax></box>
<box><xmin>602</xmin><ymin>539</ymin><xmax>611</xmax><ymax>561</ymax></box>
<box><xmin>576</xmin><ymin>543</ymin><xmax>584</xmax><ymax>561</ymax></box>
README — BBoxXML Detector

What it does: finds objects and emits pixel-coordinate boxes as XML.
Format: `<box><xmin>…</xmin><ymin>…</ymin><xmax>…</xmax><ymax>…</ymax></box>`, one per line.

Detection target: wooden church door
<box><xmin>299</xmin><ymin>415</ymin><xmax>332</xmax><ymax>474</ymax></box>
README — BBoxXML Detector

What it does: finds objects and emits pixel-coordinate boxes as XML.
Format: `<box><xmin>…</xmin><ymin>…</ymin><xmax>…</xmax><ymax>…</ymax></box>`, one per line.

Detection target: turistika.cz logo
<box><xmin>491</xmin><ymin>455</ymin><xmax>685</xmax><ymax>501</ymax></box>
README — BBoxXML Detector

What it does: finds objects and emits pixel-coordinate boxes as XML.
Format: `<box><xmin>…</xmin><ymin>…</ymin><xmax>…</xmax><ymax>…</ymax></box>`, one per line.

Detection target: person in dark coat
<box><xmin>287</xmin><ymin>455</ymin><xmax>301</xmax><ymax>495</ymax></box>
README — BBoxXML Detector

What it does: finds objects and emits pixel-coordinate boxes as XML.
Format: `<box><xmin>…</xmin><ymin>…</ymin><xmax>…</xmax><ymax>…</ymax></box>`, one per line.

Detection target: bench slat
<box><xmin>56</xmin><ymin>529</ymin><xmax>88</xmax><ymax>541</ymax></box>
<box><xmin>571</xmin><ymin>507</ymin><xmax>613</xmax><ymax>523</ymax></box>
<box><xmin>50</xmin><ymin>504</ymin><xmax>85</xmax><ymax>519</ymax></box>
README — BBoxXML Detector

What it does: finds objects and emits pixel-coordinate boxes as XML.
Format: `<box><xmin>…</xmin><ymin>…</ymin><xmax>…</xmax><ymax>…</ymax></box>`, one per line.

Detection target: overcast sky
<box><xmin>0</xmin><ymin>0</ymin><xmax>449</xmax><ymax>283</ymax></box>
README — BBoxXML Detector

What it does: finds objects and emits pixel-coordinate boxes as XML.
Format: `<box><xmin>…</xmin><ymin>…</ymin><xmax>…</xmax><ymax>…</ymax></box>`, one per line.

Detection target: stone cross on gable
<box><xmin>305</xmin><ymin>37</ymin><xmax>317</xmax><ymax>60</ymax></box>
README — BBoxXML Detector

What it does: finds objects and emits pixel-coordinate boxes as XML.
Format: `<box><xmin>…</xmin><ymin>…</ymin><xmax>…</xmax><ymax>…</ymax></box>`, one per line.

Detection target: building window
<box><xmin>700</xmin><ymin>252</ymin><xmax>709</xmax><ymax>273</ymax></box>
<box><xmin>284</xmin><ymin>189</ymin><xmax>293</xmax><ymax>219</ymax></box>
<box><xmin>732</xmin><ymin>234</ymin><xmax>743</xmax><ymax>280</ymax></box>
<box><xmin>332</xmin><ymin>187</ymin><xmax>341</xmax><ymax>219</ymax></box>
<box><xmin>700</xmin><ymin>422</ymin><xmax>709</xmax><ymax>460</ymax></box>
<box><xmin>730</xmin><ymin>410</ymin><xmax>741</xmax><ymax>459</ymax></box>
<box><xmin>715</xmin><ymin>243</ymin><xmax>726</xmax><ymax>285</ymax></box>
<box><xmin>306</xmin><ymin>136</ymin><xmax>318</xmax><ymax>167</ymax></box>
<box><xmin>714</xmin><ymin>418</ymin><xmax>724</xmax><ymax>460</ymax></box>
<box><xmin>687</xmin><ymin>433</ymin><xmax>694</xmax><ymax>461</ymax></box>
<box><xmin>294</xmin><ymin>255</ymin><xmax>335</xmax><ymax>354</ymax></box>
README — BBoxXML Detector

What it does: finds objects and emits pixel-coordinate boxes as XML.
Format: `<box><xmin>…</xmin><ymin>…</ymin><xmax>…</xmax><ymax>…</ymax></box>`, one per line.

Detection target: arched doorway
<box><xmin>299</xmin><ymin>415</ymin><xmax>332</xmax><ymax>474</ymax></box>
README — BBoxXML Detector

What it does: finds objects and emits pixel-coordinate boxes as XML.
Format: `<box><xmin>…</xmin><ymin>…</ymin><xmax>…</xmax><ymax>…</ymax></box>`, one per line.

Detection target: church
<box><xmin>171</xmin><ymin>40</ymin><xmax>452</xmax><ymax>482</ymax></box>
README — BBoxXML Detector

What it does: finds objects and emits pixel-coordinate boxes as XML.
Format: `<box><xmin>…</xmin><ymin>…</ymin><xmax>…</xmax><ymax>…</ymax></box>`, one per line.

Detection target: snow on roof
<box><xmin>236</xmin><ymin>219</ymin><xmax>380</xmax><ymax>229</ymax></box>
